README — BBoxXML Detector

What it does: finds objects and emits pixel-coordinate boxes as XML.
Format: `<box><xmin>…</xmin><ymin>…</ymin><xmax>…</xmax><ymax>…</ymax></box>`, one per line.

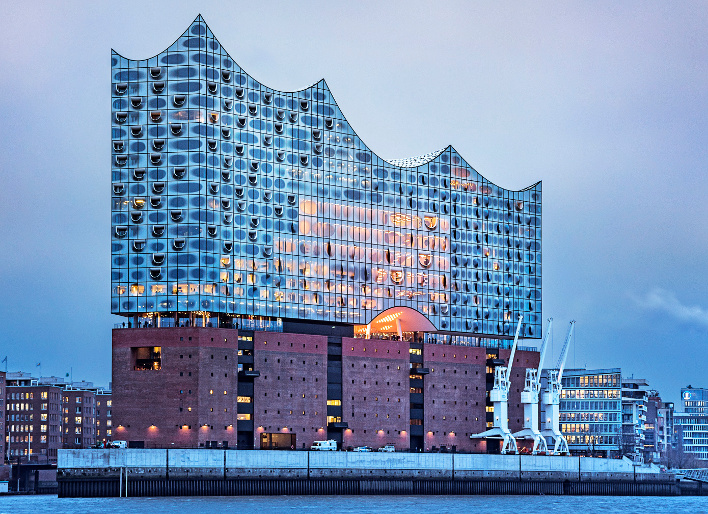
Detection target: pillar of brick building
<box><xmin>252</xmin><ymin>332</ymin><xmax>328</xmax><ymax>450</ymax></box>
<box><xmin>112</xmin><ymin>327</ymin><xmax>239</xmax><ymax>448</ymax></box>
<box><xmin>423</xmin><ymin>344</ymin><xmax>487</xmax><ymax>452</ymax></box>
<box><xmin>341</xmin><ymin>337</ymin><xmax>410</xmax><ymax>450</ymax></box>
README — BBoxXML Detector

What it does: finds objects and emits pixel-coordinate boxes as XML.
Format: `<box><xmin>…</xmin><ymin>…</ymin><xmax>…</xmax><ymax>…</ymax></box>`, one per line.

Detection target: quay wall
<box><xmin>57</xmin><ymin>449</ymin><xmax>678</xmax><ymax>497</ymax></box>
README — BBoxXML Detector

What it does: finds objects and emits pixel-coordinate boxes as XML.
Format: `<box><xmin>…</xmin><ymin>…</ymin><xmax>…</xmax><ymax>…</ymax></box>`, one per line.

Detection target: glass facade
<box><xmin>111</xmin><ymin>16</ymin><xmax>542</xmax><ymax>337</ymax></box>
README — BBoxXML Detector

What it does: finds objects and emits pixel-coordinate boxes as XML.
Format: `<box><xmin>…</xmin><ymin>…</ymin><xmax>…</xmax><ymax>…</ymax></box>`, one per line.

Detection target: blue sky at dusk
<box><xmin>0</xmin><ymin>2</ymin><xmax>706</xmax><ymax>404</ymax></box>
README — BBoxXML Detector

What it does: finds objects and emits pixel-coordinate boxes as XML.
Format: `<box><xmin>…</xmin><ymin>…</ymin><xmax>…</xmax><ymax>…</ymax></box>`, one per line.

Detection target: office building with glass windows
<box><xmin>554</xmin><ymin>368</ymin><xmax>622</xmax><ymax>457</ymax></box>
<box><xmin>110</xmin><ymin>16</ymin><xmax>542</xmax><ymax>451</ymax></box>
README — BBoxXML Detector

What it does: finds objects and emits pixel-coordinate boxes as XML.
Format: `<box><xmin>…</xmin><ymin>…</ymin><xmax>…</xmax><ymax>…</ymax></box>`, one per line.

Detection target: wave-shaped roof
<box><xmin>112</xmin><ymin>15</ymin><xmax>539</xmax><ymax>192</ymax></box>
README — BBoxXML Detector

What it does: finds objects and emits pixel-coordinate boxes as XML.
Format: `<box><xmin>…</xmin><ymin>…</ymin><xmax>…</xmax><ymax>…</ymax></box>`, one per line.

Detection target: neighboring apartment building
<box><xmin>5</xmin><ymin>383</ymin><xmax>63</xmax><ymax>462</ymax></box>
<box><xmin>4</xmin><ymin>373</ymin><xmax>112</xmax><ymax>463</ymax></box>
<box><xmin>674</xmin><ymin>386</ymin><xmax>708</xmax><ymax>461</ymax></box>
<box><xmin>622</xmin><ymin>377</ymin><xmax>649</xmax><ymax>463</ymax></box>
<box><xmin>557</xmin><ymin>368</ymin><xmax>622</xmax><ymax>457</ymax></box>
<box><xmin>109</xmin><ymin>16</ymin><xmax>544</xmax><ymax>452</ymax></box>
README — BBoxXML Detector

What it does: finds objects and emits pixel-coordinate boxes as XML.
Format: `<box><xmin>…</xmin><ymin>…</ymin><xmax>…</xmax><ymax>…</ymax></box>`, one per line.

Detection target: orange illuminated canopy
<box><xmin>357</xmin><ymin>307</ymin><xmax>437</xmax><ymax>335</ymax></box>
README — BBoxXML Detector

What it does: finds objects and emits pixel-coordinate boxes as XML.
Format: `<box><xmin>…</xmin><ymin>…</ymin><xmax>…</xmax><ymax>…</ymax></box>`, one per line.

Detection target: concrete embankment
<box><xmin>57</xmin><ymin>449</ymin><xmax>683</xmax><ymax>497</ymax></box>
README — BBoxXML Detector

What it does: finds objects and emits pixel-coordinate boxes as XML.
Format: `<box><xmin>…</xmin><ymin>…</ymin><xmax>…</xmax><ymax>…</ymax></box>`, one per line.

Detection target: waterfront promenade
<box><xmin>58</xmin><ymin>449</ymin><xmax>679</xmax><ymax>497</ymax></box>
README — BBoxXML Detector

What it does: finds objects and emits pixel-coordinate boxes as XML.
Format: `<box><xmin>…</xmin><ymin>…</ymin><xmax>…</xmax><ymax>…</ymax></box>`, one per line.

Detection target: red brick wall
<box><xmin>341</xmin><ymin>337</ymin><xmax>410</xmax><ymax>450</ymax></box>
<box><xmin>253</xmin><ymin>332</ymin><xmax>328</xmax><ymax>450</ymax></box>
<box><xmin>112</xmin><ymin>328</ymin><xmax>239</xmax><ymax>448</ymax></box>
<box><xmin>95</xmin><ymin>392</ymin><xmax>112</xmax><ymax>443</ymax></box>
<box><xmin>62</xmin><ymin>390</ymin><xmax>96</xmax><ymax>449</ymax></box>
<box><xmin>423</xmin><ymin>344</ymin><xmax>487</xmax><ymax>452</ymax></box>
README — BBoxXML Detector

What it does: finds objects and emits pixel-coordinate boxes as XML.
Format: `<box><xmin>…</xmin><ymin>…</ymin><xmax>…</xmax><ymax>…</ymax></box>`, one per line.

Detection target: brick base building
<box><xmin>113</xmin><ymin>325</ymin><xmax>540</xmax><ymax>452</ymax></box>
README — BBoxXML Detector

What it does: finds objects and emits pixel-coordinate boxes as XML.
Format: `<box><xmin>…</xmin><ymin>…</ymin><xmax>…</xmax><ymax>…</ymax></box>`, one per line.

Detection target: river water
<box><xmin>1</xmin><ymin>495</ymin><xmax>707</xmax><ymax>514</ymax></box>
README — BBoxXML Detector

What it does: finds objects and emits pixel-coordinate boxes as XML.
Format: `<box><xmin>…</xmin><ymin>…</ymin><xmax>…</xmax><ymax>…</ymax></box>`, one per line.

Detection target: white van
<box><xmin>109</xmin><ymin>440</ymin><xmax>128</xmax><ymax>449</ymax></box>
<box><xmin>310</xmin><ymin>440</ymin><xmax>337</xmax><ymax>451</ymax></box>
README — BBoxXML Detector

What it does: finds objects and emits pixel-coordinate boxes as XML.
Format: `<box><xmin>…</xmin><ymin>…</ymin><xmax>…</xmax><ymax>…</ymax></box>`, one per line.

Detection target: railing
<box><xmin>113</xmin><ymin>318</ymin><xmax>283</xmax><ymax>332</ymax></box>
<box><xmin>677</xmin><ymin>469</ymin><xmax>708</xmax><ymax>482</ymax></box>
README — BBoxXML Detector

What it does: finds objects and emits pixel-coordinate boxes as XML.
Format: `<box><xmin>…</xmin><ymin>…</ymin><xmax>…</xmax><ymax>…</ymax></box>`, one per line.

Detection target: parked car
<box><xmin>352</xmin><ymin>446</ymin><xmax>372</xmax><ymax>452</ymax></box>
<box><xmin>377</xmin><ymin>444</ymin><xmax>395</xmax><ymax>452</ymax></box>
<box><xmin>108</xmin><ymin>440</ymin><xmax>127</xmax><ymax>449</ymax></box>
<box><xmin>310</xmin><ymin>440</ymin><xmax>337</xmax><ymax>451</ymax></box>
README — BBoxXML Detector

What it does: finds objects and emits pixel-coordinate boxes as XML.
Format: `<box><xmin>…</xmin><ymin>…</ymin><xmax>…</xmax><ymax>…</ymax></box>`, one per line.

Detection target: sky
<box><xmin>0</xmin><ymin>2</ymin><xmax>706</xmax><ymax>404</ymax></box>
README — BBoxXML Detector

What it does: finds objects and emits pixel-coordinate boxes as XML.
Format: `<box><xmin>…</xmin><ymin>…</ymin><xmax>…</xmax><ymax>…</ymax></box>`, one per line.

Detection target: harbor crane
<box><xmin>512</xmin><ymin>318</ymin><xmax>552</xmax><ymax>454</ymax></box>
<box><xmin>540</xmin><ymin>320</ymin><xmax>575</xmax><ymax>455</ymax></box>
<box><xmin>471</xmin><ymin>315</ymin><xmax>523</xmax><ymax>454</ymax></box>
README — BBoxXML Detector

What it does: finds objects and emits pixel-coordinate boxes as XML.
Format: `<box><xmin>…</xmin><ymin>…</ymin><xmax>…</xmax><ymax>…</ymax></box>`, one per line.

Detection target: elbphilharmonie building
<box><xmin>111</xmin><ymin>16</ymin><xmax>543</xmax><ymax>453</ymax></box>
<box><xmin>111</xmin><ymin>16</ymin><xmax>542</xmax><ymax>340</ymax></box>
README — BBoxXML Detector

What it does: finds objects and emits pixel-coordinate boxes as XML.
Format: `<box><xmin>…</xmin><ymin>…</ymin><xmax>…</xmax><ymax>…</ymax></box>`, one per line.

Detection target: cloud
<box><xmin>634</xmin><ymin>288</ymin><xmax>708</xmax><ymax>329</ymax></box>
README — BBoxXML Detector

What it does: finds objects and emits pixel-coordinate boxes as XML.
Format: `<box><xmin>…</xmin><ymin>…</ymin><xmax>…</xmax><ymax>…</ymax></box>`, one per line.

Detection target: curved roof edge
<box><xmin>112</xmin><ymin>15</ymin><xmax>541</xmax><ymax>194</ymax></box>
